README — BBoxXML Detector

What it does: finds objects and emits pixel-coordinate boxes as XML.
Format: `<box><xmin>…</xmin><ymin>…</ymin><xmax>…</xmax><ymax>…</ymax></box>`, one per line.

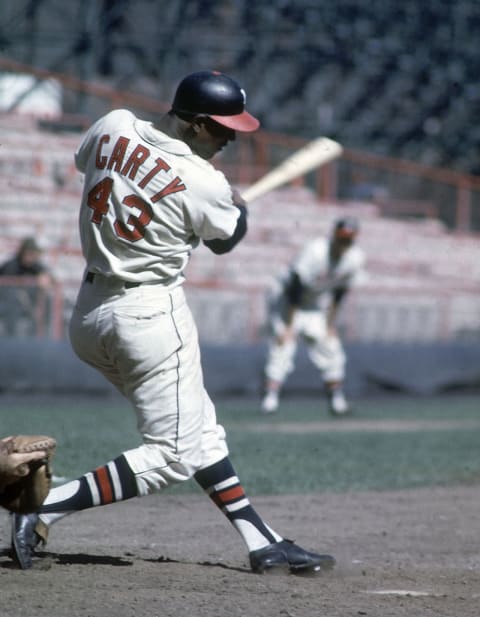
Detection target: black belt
<box><xmin>85</xmin><ymin>271</ymin><xmax>141</xmax><ymax>288</ymax></box>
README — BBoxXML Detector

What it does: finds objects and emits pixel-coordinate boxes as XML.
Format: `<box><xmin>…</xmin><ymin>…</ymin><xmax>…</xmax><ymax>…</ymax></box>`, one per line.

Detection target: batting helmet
<box><xmin>171</xmin><ymin>71</ymin><xmax>260</xmax><ymax>132</ymax></box>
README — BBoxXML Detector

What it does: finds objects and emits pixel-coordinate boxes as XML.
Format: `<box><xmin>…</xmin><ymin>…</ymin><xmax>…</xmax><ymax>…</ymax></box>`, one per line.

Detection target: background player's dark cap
<box><xmin>333</xmin><ymin>217</ymin><xmax>359</xmax><ymax>238</ymax></box>
<box><xmin>171</xmin><ymin>71</ymin><xmax>260</xmax><ymax>133</ymax></box>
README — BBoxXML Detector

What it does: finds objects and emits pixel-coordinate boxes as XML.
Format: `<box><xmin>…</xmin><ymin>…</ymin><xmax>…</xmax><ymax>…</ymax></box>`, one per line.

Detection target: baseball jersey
<box><xmin>286</xmin><ymin>237</ymin><xmax>366</xmax><ymax>311</ymax></box>
<box><xmin>75</xmin><ymin>109</ymin><xmax>240</xmax><ymax>287</ymax></box>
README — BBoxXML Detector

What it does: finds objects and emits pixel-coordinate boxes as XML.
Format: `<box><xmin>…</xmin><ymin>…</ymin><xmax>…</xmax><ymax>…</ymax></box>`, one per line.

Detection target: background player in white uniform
<box><xmin>11</xmin><ymin>71</ymin><xmax>334</xmax><ymax>575</ymax></box>
<box><xmin>261</xmin><ymin>218</ymin><xmax>366</xmax><ymax>415</ymax></box>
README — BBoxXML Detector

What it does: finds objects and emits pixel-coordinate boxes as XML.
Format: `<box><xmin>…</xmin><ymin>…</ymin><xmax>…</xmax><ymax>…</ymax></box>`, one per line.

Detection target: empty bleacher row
<box><xmin>1</xmin><ymin>113</ymin><xmax>480</xmax><ymax>343</ymax></box>
<box><xmin>184</xmin><ymin>188</ymin><xmax>480</xmax><ymax>343</ymax></box>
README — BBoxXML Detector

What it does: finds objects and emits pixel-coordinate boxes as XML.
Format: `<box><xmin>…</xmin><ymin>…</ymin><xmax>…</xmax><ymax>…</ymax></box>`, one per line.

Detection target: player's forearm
<box><xmin>284</xmin><ymin>303</ymin><xmax>298</xmax><ymax>327</ymax></box>
<box><xmin>276</xmin><ymin>306</ymin><xmax>297</xmax><ymax>345</ymax></box>
<box><xmin>328</xmin><ymin>288</ymin><xmax>348</xmax><ymax>325</ymax></box>
<box><xmin>203</xmin><ymin>205</ymin><xmax>248</xmax><ymax>254</ymax></box>
<box><xmin>326</xmin><ymin>305</ymin><xmax>338</xmax><ymax>330</ymax></box>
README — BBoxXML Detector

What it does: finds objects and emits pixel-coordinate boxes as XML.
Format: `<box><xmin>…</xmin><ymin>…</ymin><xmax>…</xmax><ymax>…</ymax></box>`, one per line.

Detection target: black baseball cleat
<box><xmin>10</xmin><ymin>513</ymin><xmax>44</xmax><ymax>569</ymax></box>
<box><xmin>249</xmin><ymin>539</ymin><xmax>335</xmax><ymax>574</ymax></box>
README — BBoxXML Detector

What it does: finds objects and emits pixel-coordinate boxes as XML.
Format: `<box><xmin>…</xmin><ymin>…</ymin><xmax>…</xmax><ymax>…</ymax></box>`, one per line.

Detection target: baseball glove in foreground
<box><xmin>0</xmin><ymin>435</ymin><xmax>56</xmax><ymax>513</ymax></box>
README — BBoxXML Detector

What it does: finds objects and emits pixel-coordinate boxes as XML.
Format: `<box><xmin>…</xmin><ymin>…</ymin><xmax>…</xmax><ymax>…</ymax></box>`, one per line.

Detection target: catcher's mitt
<box><xmin>0</xmin><ymin>435</ymin><xmax>56</xmax><ymax>514</ymax></box>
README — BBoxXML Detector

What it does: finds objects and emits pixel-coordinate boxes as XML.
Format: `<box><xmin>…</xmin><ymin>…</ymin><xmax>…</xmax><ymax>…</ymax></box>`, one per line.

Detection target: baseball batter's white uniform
<box><xmin>264</xmin><ymin>237</ymin><xmax>366</xmax><ymax>387</ymax></box>
<box><xmin>70</xmin><ymin>109</ymin><xmax>239</xmax><ymax>495</ymax></box>
<box><xmin>11</xmin><ymin>74</ymin><xmax>337</xmax><ymax>575</ymax></box>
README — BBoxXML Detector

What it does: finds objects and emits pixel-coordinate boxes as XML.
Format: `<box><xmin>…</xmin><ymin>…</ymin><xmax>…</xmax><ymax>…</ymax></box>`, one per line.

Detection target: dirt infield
<box><xmin>1</xmin><ymin>485</ymin><xmax>478</xmax><ymax>617</ymax></box>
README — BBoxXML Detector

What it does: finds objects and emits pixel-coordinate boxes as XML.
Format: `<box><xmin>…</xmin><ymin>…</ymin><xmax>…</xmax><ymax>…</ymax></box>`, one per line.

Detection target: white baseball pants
<box><xmin>265</xmin><ymin>309</ymin><xmax>346</xmax><ymax>385</ymax></box>
<box><xmin>69</xmin><ymin>274</ymin><xmax>228</xmax><ymax>496</ymax></box>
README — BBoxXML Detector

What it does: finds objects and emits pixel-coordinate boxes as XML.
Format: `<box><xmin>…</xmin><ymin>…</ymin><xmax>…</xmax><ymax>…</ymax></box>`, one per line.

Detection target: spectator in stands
<box><xmin>0</xmin><ymin>237</ymin><xmax>52</xmax><ymax>285</ymax></box>
<box><xmin>260</xmin><ymin>217</ymin><xmax>366</xmax><ymax>416</ymax></box>
<box><xmin>0</xmin><ymin>237</ymin><xmax>54</xmax><ymax>336</ymax></box>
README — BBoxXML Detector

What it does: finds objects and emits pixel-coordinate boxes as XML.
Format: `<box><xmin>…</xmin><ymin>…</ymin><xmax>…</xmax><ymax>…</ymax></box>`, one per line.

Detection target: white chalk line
<box><xmin>245</xmin><ymin>419</ymin><xmax>480</xmax><ymax>434</ymax></box>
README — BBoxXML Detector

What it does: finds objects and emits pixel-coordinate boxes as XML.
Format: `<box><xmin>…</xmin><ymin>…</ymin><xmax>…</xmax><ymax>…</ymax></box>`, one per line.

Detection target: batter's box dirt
<box><xmin>0</xmin><ymin>486</ymin><xmax>479</xmax><ymax>617</ymax></box>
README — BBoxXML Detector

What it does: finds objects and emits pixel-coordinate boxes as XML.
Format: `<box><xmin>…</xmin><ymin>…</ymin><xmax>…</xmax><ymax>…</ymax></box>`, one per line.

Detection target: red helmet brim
<box><xmin>209</xmin><ymin>110</ymin><xmax>260</xmax><ymax>132</ymax></box>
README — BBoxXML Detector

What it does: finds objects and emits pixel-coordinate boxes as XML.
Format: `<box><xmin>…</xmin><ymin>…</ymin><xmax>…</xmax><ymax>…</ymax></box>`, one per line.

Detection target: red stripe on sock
<box><xmin>218</xmin><ymin>485</ymin><xmax>245</xmax><ymax>504</ymax></box>
<box><xmin>95</xmin><ymin>466</ymin><xmax>114</xmax><ymax>504</ymax></box>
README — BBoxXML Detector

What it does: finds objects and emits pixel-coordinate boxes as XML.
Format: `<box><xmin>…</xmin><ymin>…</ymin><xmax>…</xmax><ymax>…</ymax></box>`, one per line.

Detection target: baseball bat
<box><xmin>241</xmin><ymin>137</ymin><xmax>343</xmax><ymax>203</ymax></box>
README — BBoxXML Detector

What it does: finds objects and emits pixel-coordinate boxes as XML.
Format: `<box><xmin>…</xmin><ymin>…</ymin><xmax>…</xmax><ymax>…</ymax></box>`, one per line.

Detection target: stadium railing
<box><xmin>0</xmin><ymin>277</ymin><xmax>64</xmax><ymax>339</ymax></box>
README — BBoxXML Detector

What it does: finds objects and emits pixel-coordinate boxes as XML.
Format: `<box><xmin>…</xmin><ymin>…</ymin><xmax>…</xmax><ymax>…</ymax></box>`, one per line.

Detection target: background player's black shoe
<box><xmin>249</xmin><ymin>539</ymin><xmax>335</xmax><ymax>574</ymax></box>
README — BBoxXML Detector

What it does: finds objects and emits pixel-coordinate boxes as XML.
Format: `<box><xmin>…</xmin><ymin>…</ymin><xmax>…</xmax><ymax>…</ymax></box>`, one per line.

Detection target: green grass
<box><xmin>219</xmin><ymin>393</ymin><xmax>480</xmax><ymax>422</ymax></box>
<box><xmin>219</xmin><ymin>394</ymin><xmax>480</xmax><ymax>493</ymax></box>
<box><xmin>1</xmin><ymin>393</ymin><xmax>479</xmax><ymax>495</ymax></box>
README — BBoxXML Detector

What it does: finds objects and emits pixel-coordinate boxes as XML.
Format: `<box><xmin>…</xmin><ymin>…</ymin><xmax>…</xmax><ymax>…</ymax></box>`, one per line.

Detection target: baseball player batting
<box><xmin>261</xmin><ymin>218</ymin><xmax>366</xmax><ymax>415</ymax></box>
<box><xmin>11</xmin><ymin>71</ymin><xmax>335</xmax><ymax>574</ymax></box>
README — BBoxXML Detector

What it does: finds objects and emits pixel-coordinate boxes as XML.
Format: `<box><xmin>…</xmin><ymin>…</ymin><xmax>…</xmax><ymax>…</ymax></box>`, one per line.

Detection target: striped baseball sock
<box><xmin>38</xmin><ymin>454</ymin><xmax>138</xmax><ymax>527</ymax></box>
<box><xmin>194</xmin><ymin>457</ymin><xmax>282</xmax><ymax>552</ymax></box>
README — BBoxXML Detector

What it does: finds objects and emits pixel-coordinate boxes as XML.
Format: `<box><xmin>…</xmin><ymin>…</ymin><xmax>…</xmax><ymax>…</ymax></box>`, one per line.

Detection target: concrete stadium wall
<box><xmin>1</xmin><ymin>337</ymin><xmax>479</xmax><ymax>398</ymax></box>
